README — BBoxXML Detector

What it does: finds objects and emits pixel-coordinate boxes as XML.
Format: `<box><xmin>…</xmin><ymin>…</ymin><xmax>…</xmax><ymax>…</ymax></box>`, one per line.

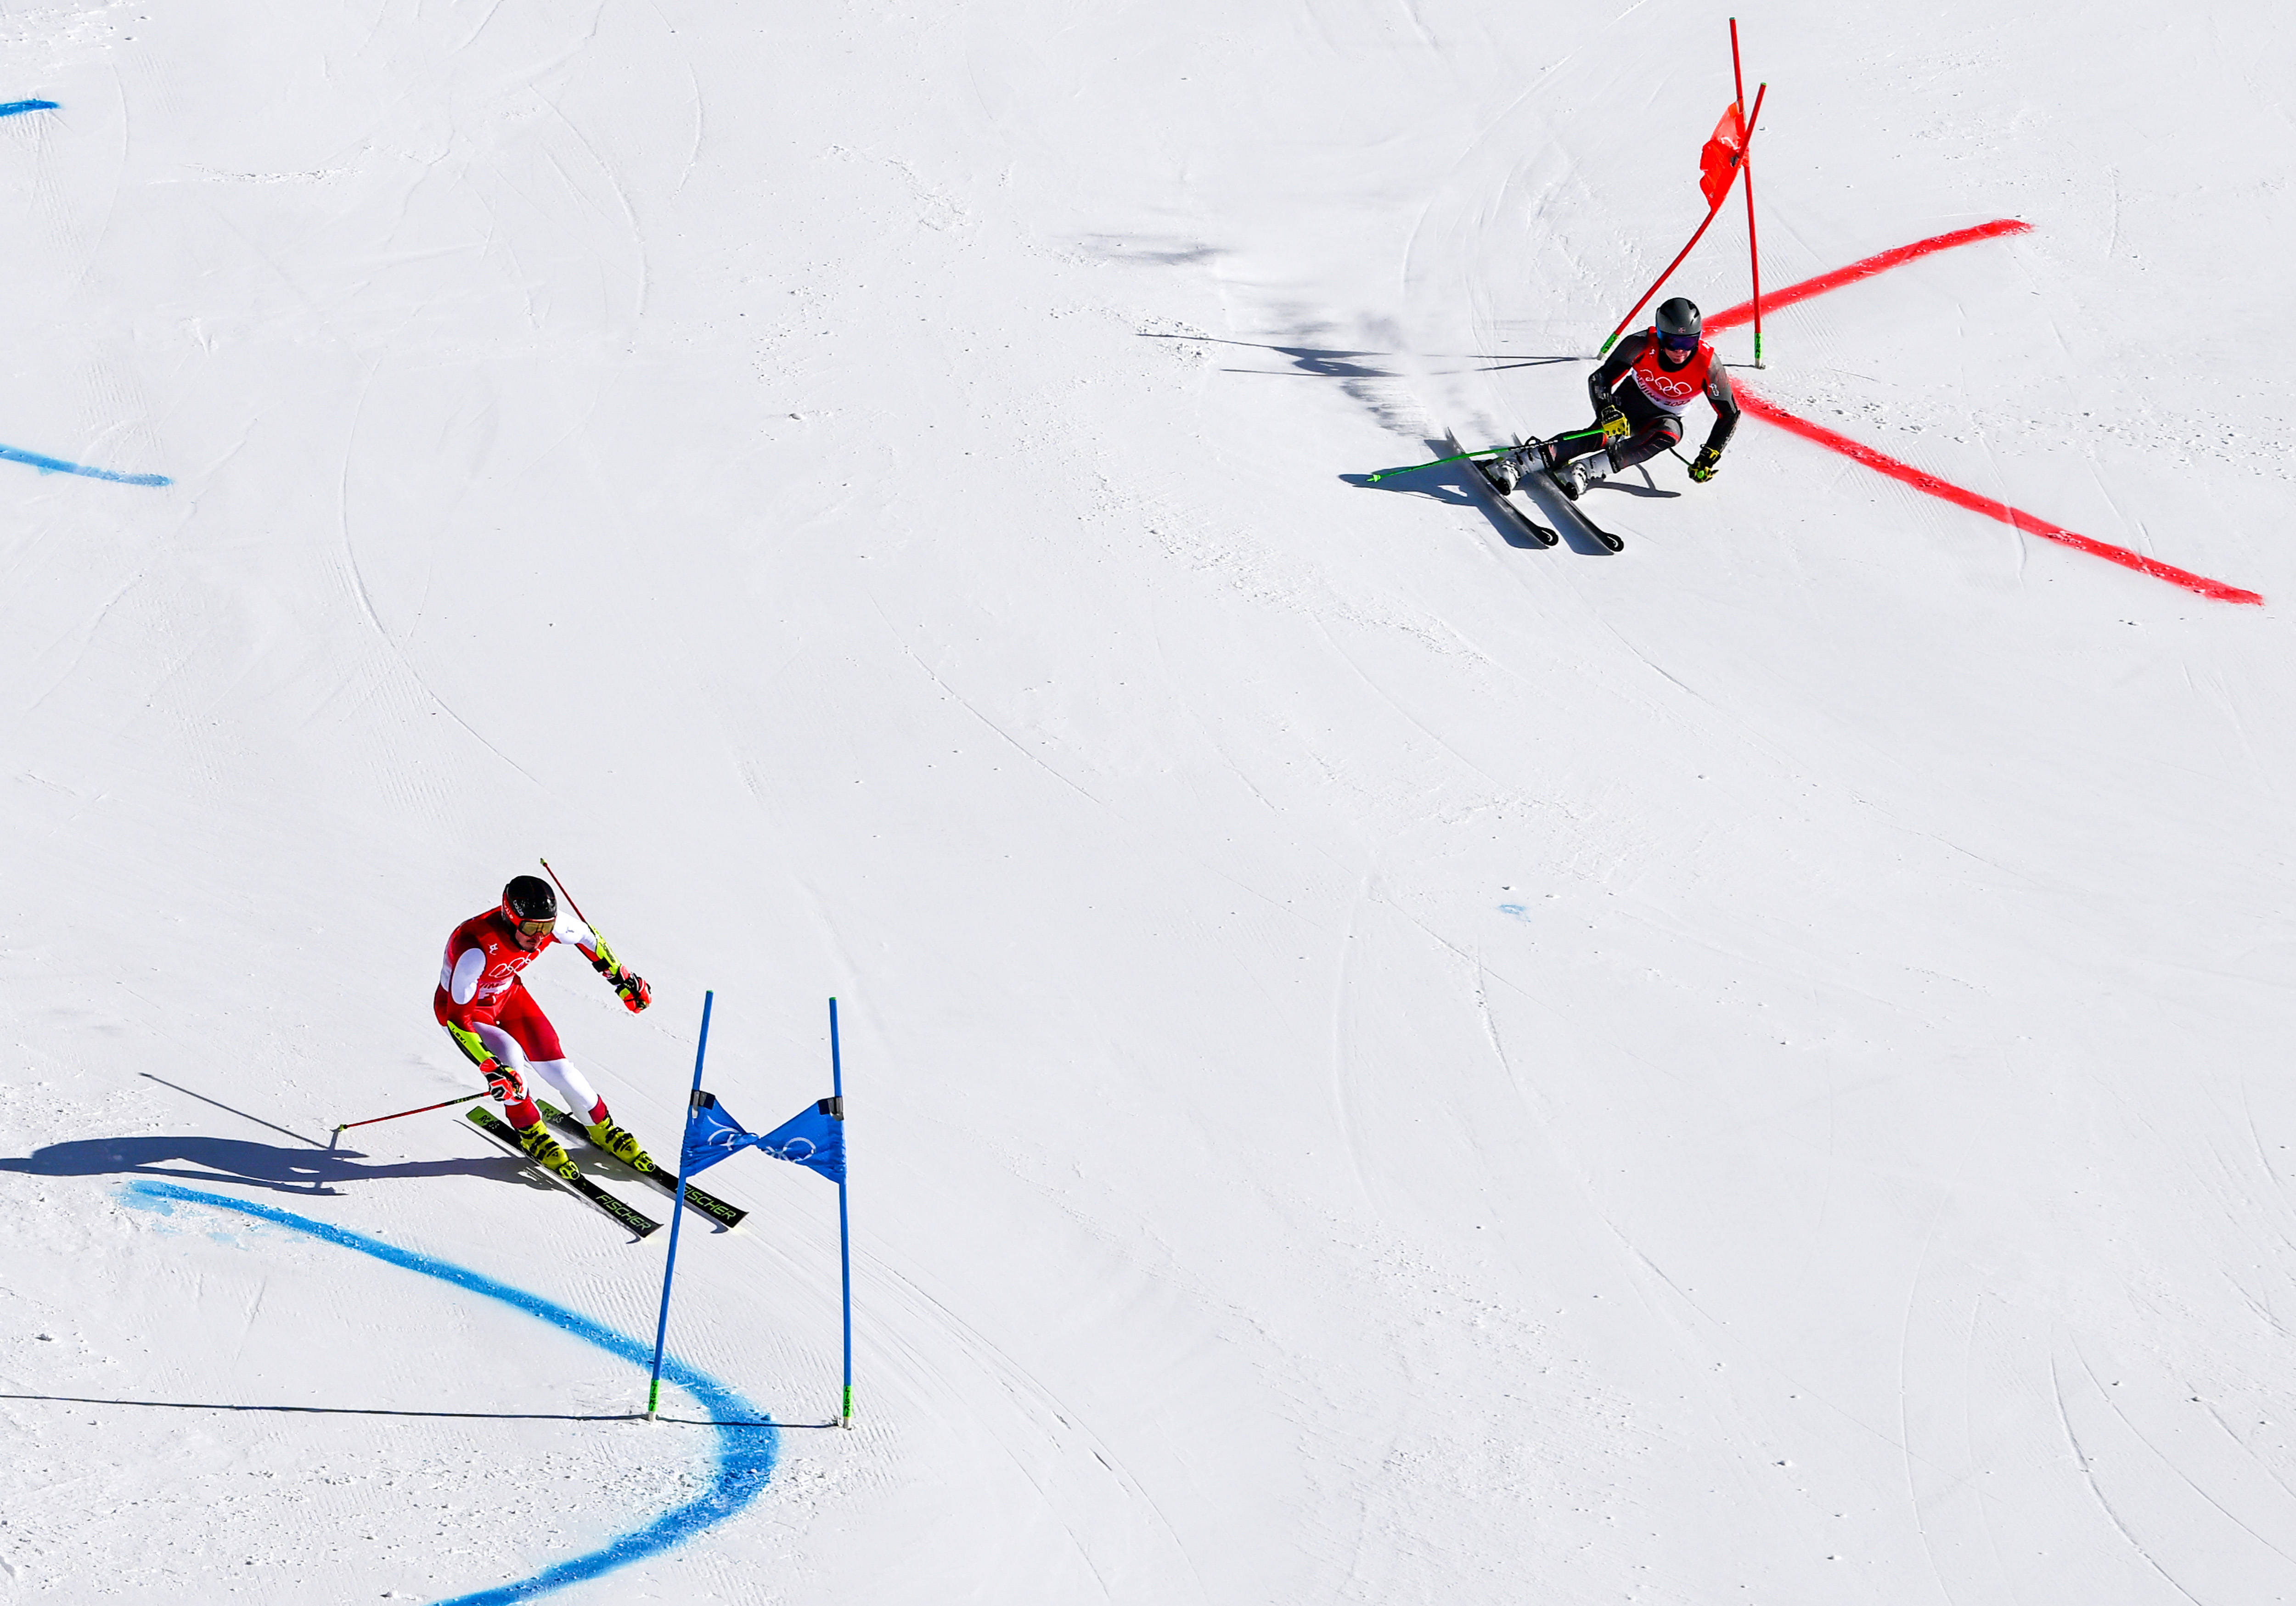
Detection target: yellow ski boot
<box><xmin>586</xmin><ymin>1118</ymin><xmax>655</xmax><ymax>1173</ymax></box>
<box><xmin>512</xmin><ymin>1119</ymin><xmax>582</xmax><ymax>1183</ymax></box>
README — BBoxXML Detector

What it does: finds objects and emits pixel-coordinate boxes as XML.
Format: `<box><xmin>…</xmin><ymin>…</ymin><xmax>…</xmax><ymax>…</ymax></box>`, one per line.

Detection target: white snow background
<box><xmin>4</xmin><ymin>1</ymin><xmax>2296</xmax><ymax>1601</ymax></box>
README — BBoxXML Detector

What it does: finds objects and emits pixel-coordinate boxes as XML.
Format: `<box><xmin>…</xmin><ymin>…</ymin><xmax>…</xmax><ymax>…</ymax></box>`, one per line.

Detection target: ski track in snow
<box><xmin>2052</xmin><ymin>1353</ymin><xmax>2207</xmax><ymax>1606</ymax></box>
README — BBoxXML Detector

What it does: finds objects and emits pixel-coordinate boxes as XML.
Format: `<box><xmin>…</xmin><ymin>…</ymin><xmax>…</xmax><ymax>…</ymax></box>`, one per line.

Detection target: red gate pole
<box><xmin>1730</xmin><ymin>19</ymin><xmax>1766</xmax><ymax>365</ymax></box>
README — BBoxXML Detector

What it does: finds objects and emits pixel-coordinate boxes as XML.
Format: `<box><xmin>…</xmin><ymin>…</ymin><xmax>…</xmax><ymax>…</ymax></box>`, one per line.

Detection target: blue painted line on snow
<box><xmin>119</xmin><ymin>1178</ymin><xmax>778</xmax><ymax>1604</ymax></box>
<box><xmin>0</xmin><ymin>441</ymin><xmax>169</xmax><ymax>486</ymax></box>
<box><xmin>0</xmin><ymin>99</ymin><xmax>59</xmax><ymax>118</ymax></box>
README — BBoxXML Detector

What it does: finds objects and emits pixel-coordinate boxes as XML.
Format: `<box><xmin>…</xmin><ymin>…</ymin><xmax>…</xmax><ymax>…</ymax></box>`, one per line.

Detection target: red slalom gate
<box><xmin>1733</xmin><ymin>386</ymin><xmax>2261</xmax><ymax>606</ymax></box>
<box><xmin>1599</xmin><ymin>85</ymin><xmax>1767</xmax><ymax>356</ymax></box>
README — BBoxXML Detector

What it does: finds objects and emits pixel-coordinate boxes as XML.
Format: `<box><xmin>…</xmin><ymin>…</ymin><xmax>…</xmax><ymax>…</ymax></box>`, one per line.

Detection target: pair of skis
<box><xmin>1452</xmin><ymin>435</ymin><xmax>1624</xmax><ymax>553</ymax></box>
<box><xmin>464</xmin><ymin>1101</ymin><xmax>748</xmax><ymax>1240</ymax></box>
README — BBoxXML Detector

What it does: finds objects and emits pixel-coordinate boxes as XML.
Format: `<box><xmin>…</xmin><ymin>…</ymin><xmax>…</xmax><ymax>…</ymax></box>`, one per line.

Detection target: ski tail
<box><xmin>1447</xmin><ymin>434</ymin><xmax>1558</xmax><ymax>547</ymax></box>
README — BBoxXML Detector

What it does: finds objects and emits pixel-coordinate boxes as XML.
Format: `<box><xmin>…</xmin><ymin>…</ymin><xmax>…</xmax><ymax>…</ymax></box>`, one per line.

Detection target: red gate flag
<box><xmin>1699</xmin><ymin>102</ymin><xmax>1746</xmax><ymax>208</ymax></box>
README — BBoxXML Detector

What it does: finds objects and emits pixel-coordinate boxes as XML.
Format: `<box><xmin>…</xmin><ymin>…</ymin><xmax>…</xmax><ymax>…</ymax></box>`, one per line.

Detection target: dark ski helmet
<box><xmin>1654</xmin><ymin>297</ymin><xmax>1703</xmax><ymax>353</ymax></box>
<box><xmin>501</xmin><ymin>875</ymin><xmax>557</xmax><ymax>938</ymax></box>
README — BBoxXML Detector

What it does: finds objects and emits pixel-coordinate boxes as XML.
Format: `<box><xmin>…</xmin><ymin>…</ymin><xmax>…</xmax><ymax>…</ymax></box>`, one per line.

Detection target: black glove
<box><xmin>483</xmin><ymin>1060</ymin><xmax>526</xmax><ymax>1103</ymax></box>
<box><xmin>1688</xmin><ymin>445</ymin><xmax>1722</xmax><ymax>483</ymax></box>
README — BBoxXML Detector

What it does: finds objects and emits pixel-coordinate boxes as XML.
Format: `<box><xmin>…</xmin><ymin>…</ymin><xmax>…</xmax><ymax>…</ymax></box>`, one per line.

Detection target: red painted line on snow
<box><xmin>1708</xmin><ymin>219</ymin><xmax>2033</xmax><ymax>331</ymax></box>
<box><xmin>1735</xmin><ymin>385</ymin><xmax>2262</xmax><ymax>606</ymax></box>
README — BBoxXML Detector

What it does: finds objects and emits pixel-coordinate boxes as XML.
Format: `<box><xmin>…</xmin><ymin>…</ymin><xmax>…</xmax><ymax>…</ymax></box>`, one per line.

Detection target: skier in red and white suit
<box><xmin>1491</xmin><ymin>296</ymin><xmax>1739</xmax><ymax>497</ymax></box>
<box><xmin>435</xmin><ymin>875</ymin><xmax>654</xmax><ymax>1179</ymax></box>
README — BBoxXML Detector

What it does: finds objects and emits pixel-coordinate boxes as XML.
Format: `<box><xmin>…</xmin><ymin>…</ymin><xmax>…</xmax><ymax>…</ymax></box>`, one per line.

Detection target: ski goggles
<box><xmin>505</xmin><ymin>913</ymin><xmax>556</xmax><ymax>939</ymax></box>
<box><xmin>1655</xmin><ymin>330</ymin><xmax>1699</xmax><ymax>354</ymax></box>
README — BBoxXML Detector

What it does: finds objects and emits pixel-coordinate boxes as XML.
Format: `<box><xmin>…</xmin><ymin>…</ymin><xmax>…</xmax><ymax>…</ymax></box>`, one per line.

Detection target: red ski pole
<box><xmin>333</xmin><ymin>1091</ymin><xmax>486</xmax><ymax>1135</ymax></box>
<box><xmin>540</xmin><ymin>856</ymin><xmax>653</xmax><ymax>1015</ymax></box>
<box><xmin>537</xmin><ymin>857</ymin><xmax>596</xmax><ymax>929</ymax></box>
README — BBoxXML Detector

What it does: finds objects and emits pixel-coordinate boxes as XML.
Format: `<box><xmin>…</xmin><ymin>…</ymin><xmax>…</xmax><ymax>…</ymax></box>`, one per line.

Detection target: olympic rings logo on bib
<box><xmin>1626</xmin><ymin>337</ymin><xmax>1713</xmax><ymax>416</ymax></box>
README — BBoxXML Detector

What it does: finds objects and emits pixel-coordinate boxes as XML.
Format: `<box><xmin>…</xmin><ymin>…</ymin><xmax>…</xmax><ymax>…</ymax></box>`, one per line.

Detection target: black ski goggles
<box><xmin>1656</xmin><ymin>330</ymin><xmax>1699</xmax><ymax>354</ymax></box>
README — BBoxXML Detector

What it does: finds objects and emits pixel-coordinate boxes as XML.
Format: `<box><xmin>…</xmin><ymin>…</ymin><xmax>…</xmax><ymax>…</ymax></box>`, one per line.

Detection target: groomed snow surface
<box><xmin>6</xmin><ymin>3</ymin><xmax>2296</xmax><ymax>1601</ymax></box>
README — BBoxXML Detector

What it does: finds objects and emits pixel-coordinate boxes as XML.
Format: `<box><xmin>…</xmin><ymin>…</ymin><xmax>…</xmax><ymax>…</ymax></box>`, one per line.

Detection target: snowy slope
<box><xmin>7</xmin><ymin>1</ymin><xmax>2296</xmax><ymax>1601</ymax></box>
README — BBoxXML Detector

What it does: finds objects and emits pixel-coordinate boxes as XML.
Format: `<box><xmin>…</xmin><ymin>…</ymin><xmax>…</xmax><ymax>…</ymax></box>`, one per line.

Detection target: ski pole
<box><xmin>333</xmin><ymin>1091</ymin><xmax>487</xmax><ymax>1134</ymax></box>
<box><xmin>1365</xmin><ymin>446</ymin><xmax>1513</xmax><ymax>482</ymax></box>
<box><xmin>1365</xmin><ymin>427</ymin><xmax>1606</xmax><ymax>483</ymax></box>
<box><xmin>536</xmin><ymin>857</ymin><xmax>596</xmax><ymax>928</ymax></box>
<box><xmin>543</xmin><ymin>857</ymin><xmax>651</xmax><ymax>1013</ymax></box>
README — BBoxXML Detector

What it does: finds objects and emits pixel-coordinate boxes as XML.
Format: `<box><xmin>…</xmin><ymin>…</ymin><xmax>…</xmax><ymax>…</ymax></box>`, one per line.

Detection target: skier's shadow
<box><xmin>0</xmin><ymin>1135</ymin><xmax>516</xmax><ymax>1197</ymax></box>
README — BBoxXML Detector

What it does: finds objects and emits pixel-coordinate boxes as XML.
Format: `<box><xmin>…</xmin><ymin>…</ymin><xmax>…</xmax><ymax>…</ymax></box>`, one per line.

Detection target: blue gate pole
<box><xmin>832</xmin><ymin>996</ymin><xmax>853</xmax><ymax>1428</ymax></box>
<box><xmin>647</xmin><ymin>989</ymin><xmax>715</xmax><ymax>1420</ymax></box>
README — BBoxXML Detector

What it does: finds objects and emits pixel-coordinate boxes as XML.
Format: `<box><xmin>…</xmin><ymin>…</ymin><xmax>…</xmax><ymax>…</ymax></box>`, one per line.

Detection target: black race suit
<box><xmin>1554</xmin><ymin>330</ymin><xmax>1740</xmax><ymax>474</ymax></box>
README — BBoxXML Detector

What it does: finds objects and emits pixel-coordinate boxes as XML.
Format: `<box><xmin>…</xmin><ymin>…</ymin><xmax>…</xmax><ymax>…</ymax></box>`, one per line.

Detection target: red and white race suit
<box><xmin>432</xmin><ymin>909</ymin><xmax>613</xmax><ymax>1127</ymax></box>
